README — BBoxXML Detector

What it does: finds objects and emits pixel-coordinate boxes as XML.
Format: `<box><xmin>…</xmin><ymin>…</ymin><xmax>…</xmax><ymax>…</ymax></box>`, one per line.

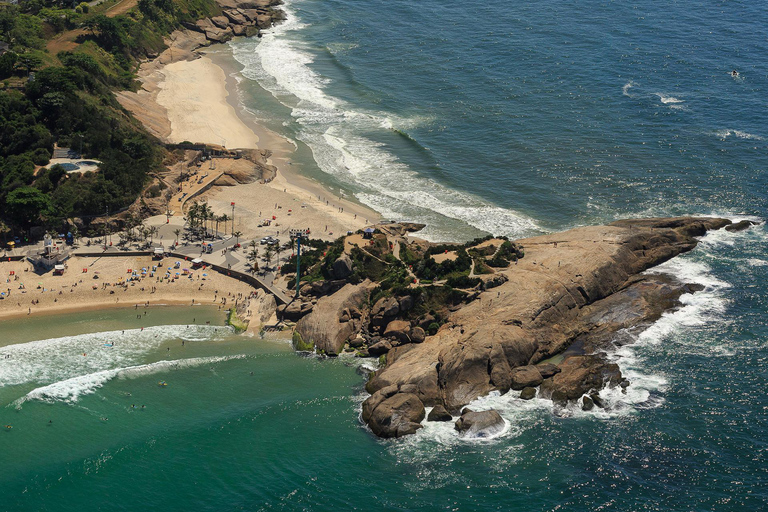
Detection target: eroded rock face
<box><xmin>539</xmin><ymin>355</ymin><xmax>622</xmax><ymax>401</ymax></box>
<box><xmin>362</xmin><ymin>388</ymin><xmax>425</xmax><ymax>438</ymax></box>
<box><xmin>427</xmin><ymin>405</ymin><xmax>452</xmax><ymax>422</ymax></box>
<box><xmin>361</xmin><ymin>217</ymin><xmax>730</xmax><ymax>436</ymax></box>
<box><xmin>383</xmin><ymin>320</ymin><xmax>412</xmax><ymax>343</ymax></box>
<box><xmin>510</xmin><ymin>365</ymin><xmax>543</xmax><ymax>390</ymax></box>
<box><xmin>294</xmin><ymin>281</ymin><xmax>372</xmax><ymax>356</ymax></box>
<box><xmin>454</xmin><ymin>409</ymin><xmax>505</xmax><ymax>438</ymax></box>
<box><xmin>332</xmin><ymin>253</ymin><xmax>354</xmax><ymax>279</ymax></box>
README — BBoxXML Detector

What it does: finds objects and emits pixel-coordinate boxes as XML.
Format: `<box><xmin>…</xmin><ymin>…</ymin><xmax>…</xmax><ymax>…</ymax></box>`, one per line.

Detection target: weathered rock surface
<box><xmin>725</xmin><ymin>220</ymin><xmax>756</xmax><ymax>232</ymax></box>
<box><xmin>454</xmin><ymin>409</ymin><xmax>505</xmax><ymax>438</ymax></box>
<box><xmin>510</xmin><ymin>365</ymin><xmax>543</xmax><ymax>390</ymax></box>
<box><xmin>427</xmin><ymin>405</ymin><xmax>453</xmax><ymax>422</ymax></box>
<box><xmin>294</xmin><ymin>281</ymin><xmax>373</xmax><ymax>356</ymax></box>
<box><xmin>540</xmin><ymin>355</ymin><xmax>622</xmax><ymax>400</ymax></box>
<box><xmin>332</xmin><ymin>253</ymin><xmax>354</xmax><ymax>279</ymax></box>
<box><xmin>383</xmin><ymin>320</ymin><xmax>412</xmax><ymax>343</ymax></box>
<box><xmin>362</xmin><ymin>386</ymin><xmax>425</xmax><ymax>438</ymax></box>
<box><xmin>520</xmin><ymin>387</ymin><xmax>537</xmax><ymax>400</ymax></box>
<box><xmin>363</xmin><ymin>217</ymin><xmax>731</xmax><ymax>435</ymax></box>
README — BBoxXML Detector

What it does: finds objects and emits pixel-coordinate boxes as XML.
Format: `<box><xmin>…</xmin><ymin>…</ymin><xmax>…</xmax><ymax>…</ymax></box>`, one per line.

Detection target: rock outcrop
<box><xmin>362</xmin><ymin>217</ymin><xmax>733</xmax><ymax>436</ymax></box>
<box><xmin>454</xmin><ymin>409</ymin><xmax>505</xmax><ymax>438</ymax></box>
<box><xmin>293</xmin><ymin>281</ymin><xmax>373</xmax><ymax>356</ymax></box>
<box><xmin>362</xmin><ymin>385</ymin><xmax>425</xmax><ymax>438</ymax></box>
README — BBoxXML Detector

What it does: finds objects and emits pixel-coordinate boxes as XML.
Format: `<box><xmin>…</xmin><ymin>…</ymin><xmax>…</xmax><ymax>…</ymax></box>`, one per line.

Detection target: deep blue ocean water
<box><xmin>2</xmin><ymin>0</ymin><xmax>768</xmax><ymax>510</ymax></box>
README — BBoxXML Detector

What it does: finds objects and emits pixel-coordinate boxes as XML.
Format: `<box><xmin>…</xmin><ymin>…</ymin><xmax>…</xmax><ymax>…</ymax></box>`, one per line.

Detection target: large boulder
<box><xmin>294</xmin><ymin>282</ymin><xmax>372</xmax><ymax>356</ymax></box>
<box><xmin>427</xmin><ymin>405</ymin><xmax>452</xmax><ymax>422</ymax></box>
<box><xmin>725</xmin><ymin>220</ymin><xmax>756</xmax><ymax>232</ymax></box>
<box><xmin>367</xmin><ymin>339</ymin><xmax>392</xmax><ymax>357</ymax></box>
<box><xmin>372</xmin><ymin>296</ymin><xmax>399</xmax><ymax>318</ymax></box>
<box><xmin>211</xmin><ymin>16</ymin><xmax>230</xmax><ymax>28</ymax></box>
<box><xmin>510</xmin><ymin>365</ymin><xmax>543</xmax><ymax>390</ymax></box>
<box><xmin>454</xmin><ymin>409</ymin><xmax>505</xmax><ymax>438</ymax></box>
<box><xmin>332</xmin><ymin>253</ymin><xmax>354</xmax><ymax>279</ymax></box>
<box><xmin>362</xmin><ymin>390</ymin><xmax>425</xmax><ymax>438</ymax></box>
<box><xmin>383</xmin><ymin>320</ymin><xmax>411</xmax><ymax>343</ymax></box>
<box><xmin>540</xmin><ymin>355</ymin><xmax>622</xmax><ymax>401</ymax></box>
<box><xmin>410</xmin><ymin>326</ymin><xmax>426</xmax><ymax>343</ymax></box>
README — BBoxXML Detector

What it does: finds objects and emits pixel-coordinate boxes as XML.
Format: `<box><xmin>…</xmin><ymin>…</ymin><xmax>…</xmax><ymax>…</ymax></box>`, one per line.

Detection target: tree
<box><xmin>263</xmin><ymin>244</ymin><xmax>275</xmax><ymax>270</ymax></box>
<box><xmin>246</xmin><ymin>247</ymin><xmax>259</xmax><ymax>272</ymax></box>
<box><xmin>5</xmin><ymin>186</ymin><xmax>49</xmax><ymax>226</ymax></box>
<box><xmin>220</xmin><ymin>213</ymin><xmax>229</xmax><ymax>235</ymax></box>
<box><xmin>173</xmin><ymin>228</ymin><xmax>181</xmax><ymax>245</ymax></box>
<box><xmin>233</xmin><ymin>230</ymin><xmax>242</xmax><ymax>247</ymax></box>
<box><xmin>0</xmin><ymin>51</ymin><xmax>16</xmax><ymax>79</ymax></box>
<box><xmin>16</xmin><ymin>52</ymin><xmax>43</xmax><ymax>75</ymax></box>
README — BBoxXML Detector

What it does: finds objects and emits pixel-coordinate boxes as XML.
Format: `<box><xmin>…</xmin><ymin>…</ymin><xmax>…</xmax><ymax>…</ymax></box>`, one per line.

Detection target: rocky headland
<box><xmin>278</xmin><ymin>217</ymin><xmax>746</xmax><ymax>438</ymax></box>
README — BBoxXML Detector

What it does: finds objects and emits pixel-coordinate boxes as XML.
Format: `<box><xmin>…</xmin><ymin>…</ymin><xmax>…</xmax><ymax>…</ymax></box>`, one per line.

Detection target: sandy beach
<box><xmin>0</xmin><ymin>257</ymin><xmax>267</xmax><ymax>323</ymax></box>
<box><xmin>156</xmin><ymin>56</ymin><xmax>260</xmax><ymax>149</ymax></box>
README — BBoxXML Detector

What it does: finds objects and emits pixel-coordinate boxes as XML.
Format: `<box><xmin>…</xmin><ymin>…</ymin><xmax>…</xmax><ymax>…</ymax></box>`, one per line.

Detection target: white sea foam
<box><xmin>228</xmin><ymin>0</ymin><xmax>541</xmax><ymax>241</ymax></box>
<box><xmin>655</xmin><ymin>93</ymin><xmax>684</xmax><ymax>105</ymax></box>
<box><xmin>20</xmin><ymin>356</ymin><xmax>244</xmax><ymax>404</ymax></box>
<box><xmin>747</xmin><ymin>258</ymin><xmax>768</xmax><ymax>267</ymax></box>
<box><xmin>622</xmin><ymin>81</ymin><xmax>633</xmax><ymax>96</ymax></box>
<box><xmin>715</xmin><ymin>129</ymin><xmax>764</xmax><ymax>141</ymax></box>
<box><xmin>0</xmin><ymin>325</ymin><xmax>230</xmax><ymax>389</ymax></box>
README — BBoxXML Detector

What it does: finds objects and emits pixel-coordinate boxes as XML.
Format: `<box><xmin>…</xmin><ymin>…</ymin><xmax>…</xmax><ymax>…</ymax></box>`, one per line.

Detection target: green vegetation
<box><xmin>226</xmin><ymin>307</ymin><xmax>248</xmax><ymax>333</ymax></box>
<box><xmin>0</xmin><ymin>0</ymin><xmax>222</xmax><ymax>237</ymax></box>
<box><xmin>291</xmin><ymin>330</ymin><xmax>314</xmax><ymax>352</ymax></box>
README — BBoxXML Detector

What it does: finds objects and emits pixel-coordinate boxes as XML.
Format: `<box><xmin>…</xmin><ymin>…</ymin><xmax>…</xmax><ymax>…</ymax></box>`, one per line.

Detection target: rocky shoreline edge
<box><xmin>278</xmin><ymin>217</ymin><xmax>755</xmax><ymax>438</ymax></box>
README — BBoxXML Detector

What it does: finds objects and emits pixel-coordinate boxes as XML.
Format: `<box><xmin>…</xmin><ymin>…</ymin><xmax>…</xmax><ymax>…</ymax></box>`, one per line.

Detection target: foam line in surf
<box><xmin>18</xmin><ymin>355</ymin><xmax>245</xmax><ymax>405</ymax></box>
<box><xmin>0</xmin><ymin>325</ymin><xmax>231</xmax><ymax>388</ymax></box>
<box><xmin>228</xmin><ymin>0</ymin><xmax>541</xmax><ymax>241</ymax></box>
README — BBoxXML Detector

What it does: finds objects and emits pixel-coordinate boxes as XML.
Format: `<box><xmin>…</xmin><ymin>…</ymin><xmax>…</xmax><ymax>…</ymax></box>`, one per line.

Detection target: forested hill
<box><xmin>0</xmin><ymin>0</ymin><xmax>222</xmax><ymax>237</ymax></box>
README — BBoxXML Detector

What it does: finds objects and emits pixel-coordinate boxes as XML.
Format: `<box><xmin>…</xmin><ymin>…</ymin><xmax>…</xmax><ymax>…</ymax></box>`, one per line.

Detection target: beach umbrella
<box><xmin>202</xmin><ymin>273</ymin><xmax>208</xmax><ymax>276</ymax></box>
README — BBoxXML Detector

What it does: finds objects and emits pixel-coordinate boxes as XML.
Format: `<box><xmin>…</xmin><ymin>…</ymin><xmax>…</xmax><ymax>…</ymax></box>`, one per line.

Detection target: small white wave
<box><xmin>20</xmin><ymin>355</ymin><xmax>244</xmax><ymax>404</ymax></box>
<box><xmin>655</xmin><ymin>93</ymin><xmax>684</xmax><ymax>105</ymax></box>
<box><xmin>0</xmin><ymin>325</ymin><xmax>230</xmax><ymax>388</ymax></box>
<box><xmin>715</xmin><ymin>129</ymin><xmax>764</xmax><ymax>141</ymax></box>
<box><xmin>622</xmin><ymin>82</ymin><xmax>633</xmax><ymax>96</ymax></box>
<box><xmin>747</xmin><ymin>258</ymin><xmax>768</xmax><ymax>267</ymax></box>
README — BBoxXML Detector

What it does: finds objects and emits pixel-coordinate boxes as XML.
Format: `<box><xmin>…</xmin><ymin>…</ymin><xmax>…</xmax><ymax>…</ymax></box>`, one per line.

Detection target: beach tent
<box><xmin>53</xmin><ymin>265</ymin><xmax>65</xmax><ymax>275</ymax></box>
<box><xmin>191</xmin><ymin>258</ymin><xmax>203</xmax><ymax>268</ymax></box>
<box><xmin>363</xmin><ymin>228</ymin><xmax>375</xmax><ymax>239</ymax></box>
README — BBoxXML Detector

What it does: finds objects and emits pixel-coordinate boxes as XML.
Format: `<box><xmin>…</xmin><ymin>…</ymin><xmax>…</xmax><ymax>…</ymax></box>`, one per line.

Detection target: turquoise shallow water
<box><xmin>3</xmin><ymin>0</ymin><xmax>768</xmax><ymax>509</ymax></box>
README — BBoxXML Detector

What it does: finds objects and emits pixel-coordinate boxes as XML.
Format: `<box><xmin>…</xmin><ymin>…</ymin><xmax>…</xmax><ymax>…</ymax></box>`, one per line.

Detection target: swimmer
<box><xmin>731</xmin><ymin>69</ymin><xmax>739</xmax><ymax>77</ymax></box>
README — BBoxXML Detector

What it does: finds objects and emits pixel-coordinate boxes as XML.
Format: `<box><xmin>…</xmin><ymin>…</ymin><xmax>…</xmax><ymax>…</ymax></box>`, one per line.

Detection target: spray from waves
<box><xmin>654</xmin><ymin>92</ymin><xmax>686</xmax><ymax>110</ymax></box>
<box><xmin>0</xmin><ymin>324</ymin><xmax>231</xmax><ymax>388</ymax></box>
<box><xmin>622</xmin><ymin>81</ymin><xmax>634</xmax><ymax>96</ymax></box>
<box><xmin>228</xmin><ymin>1</ymin><xmax>541</xmax><ymax>241</ymax></box>
<box><xmin>18</xmin><ymin>355</ymin><xmax>245</xmax><ymax>405</ymax></box>
<box><xmin>716</xmin><ymin>129</ymin><xmax>764</xmax><ymax>141</ymax></box>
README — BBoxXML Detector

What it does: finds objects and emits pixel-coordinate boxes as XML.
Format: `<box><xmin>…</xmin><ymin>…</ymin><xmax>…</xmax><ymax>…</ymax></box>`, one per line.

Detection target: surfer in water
<box><xmin>731</xmin><ymin>70</ymin><xmax>739</xmax><ymax>77</ymax></box>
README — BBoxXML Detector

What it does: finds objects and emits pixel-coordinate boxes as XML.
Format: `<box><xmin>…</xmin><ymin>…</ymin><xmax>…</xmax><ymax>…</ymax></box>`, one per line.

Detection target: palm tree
<box><xmin>263</xmin><ymin>244</ymin><xmax>275</xmax><ymax>271</ymax></box>
<box><xmin>233</xmin><ymin>230</ymin><xmax>242</xmax><ymax>247</ymax></box>
<box><xmin>214</xmin><ymin>215</ymin><xmax>221</xmax><ymax>239</ymax></box>
<box><xmin>149</xmin><ymin>226</ymin><xmax>158</xmax><ymax>245</ymax></box>
<box><xmin>173</xmin><ymin>228</ymin><xmax>181</xmax><ymax>246</ymax></box>
<box><xmin>247</xmin><ymin>247</ymin><xmax>259</xmax><ymax>272</ymax></box>
<box><xmin>220</xmin><ymin>213</ymin><xmax>229</xmax><ymax>235</ymax></box>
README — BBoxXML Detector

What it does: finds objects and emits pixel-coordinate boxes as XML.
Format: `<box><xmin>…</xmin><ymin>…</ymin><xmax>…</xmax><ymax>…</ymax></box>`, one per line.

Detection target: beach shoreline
<box><xmin>0</xmin><ymin>256</ymin><xmax>270</xmax><ymax>325</ymax></box>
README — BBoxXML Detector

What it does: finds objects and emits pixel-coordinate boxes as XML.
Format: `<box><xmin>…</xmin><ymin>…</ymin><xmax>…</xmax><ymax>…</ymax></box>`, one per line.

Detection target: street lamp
<box><xmin>289</xmin><ymin>229</ymin><xmax>310</xmax><ymax>299</ymax></box>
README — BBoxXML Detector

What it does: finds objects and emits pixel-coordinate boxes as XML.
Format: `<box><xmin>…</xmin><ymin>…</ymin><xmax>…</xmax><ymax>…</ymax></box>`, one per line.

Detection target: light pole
<box><xmin>290</xmin><ymin>229</ymin><xmax>309</xmax><ymax>299</ymax></box>
<box><xmin>231</xmin><ymin>202</ymin><xmax>235</xmax><ymax>236</ymax></box>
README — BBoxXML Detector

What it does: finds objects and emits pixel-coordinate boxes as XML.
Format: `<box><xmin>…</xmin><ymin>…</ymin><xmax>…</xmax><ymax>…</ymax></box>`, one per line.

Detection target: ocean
<box><xmin>2</xmin><ymin>0</ymin><xmax>767</xmax><ymax>509</ymax></box>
